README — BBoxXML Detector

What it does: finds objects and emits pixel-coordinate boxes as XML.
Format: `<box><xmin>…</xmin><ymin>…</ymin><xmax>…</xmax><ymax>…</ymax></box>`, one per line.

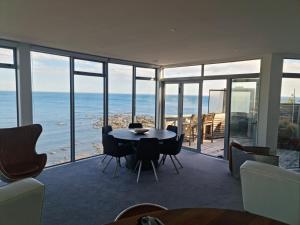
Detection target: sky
<box><xmin>1</xmin><ymin>48</ymin><xmax>300</xmax><ymax>96</ymax></box>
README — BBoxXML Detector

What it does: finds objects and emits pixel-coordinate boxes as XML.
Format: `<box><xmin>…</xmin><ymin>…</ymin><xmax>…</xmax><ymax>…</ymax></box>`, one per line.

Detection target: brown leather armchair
<box><xmin>0</xmin><ymin>124</ymin><xmax>47</xmax><ymax>182</ymax></box>
<box><xmin>228</xmin><ymin>141</ymin><xmax>279</xmax><ymax>179</ymax></box>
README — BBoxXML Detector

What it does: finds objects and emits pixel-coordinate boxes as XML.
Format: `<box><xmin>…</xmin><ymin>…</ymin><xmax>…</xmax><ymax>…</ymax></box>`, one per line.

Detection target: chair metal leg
<box><xmin>169</xmin><ymin>155</ymin><xmax>179</xmax><ymax>174</ymax></box>
<box><xmin>113</xmin><ymin>157</ymin><xmax>120</xmax><ymax>178</ymax></box>
<box><xmin>134</xmin><ymin>161</ymin><xmax>139</xmax><ymax>172</ymax></box>
<box><xmin>151</xmin><ymin>160</ymin><xmax>159</xmax><ymax>182</ymax></box>
<box><xmin>159</xmin><ymin>155</ymin><xmax>165</xmax><ymax>167</ymax></box>
<box><xmin>102</xmin><ymin>156</ymin><xmax>113</xmax><ymax>172</ymax></box>
<box><xmin>101</xmin><ymin>154</ymin><xmax>108</xmax><ymax>163</ymax></box>
<box><xmin>174</xmin><ymin>155</ymin><xmax>183</xmax><ymax>168</ymax></box>
<box><xmin>137</xmin><ymin>161</ymin><xmax>142</xmax><ymax>183</ymax></box>
<box><xmin>162</xmin><ymin>154</ymin><xmax>167</xmax><ymax>165</ymax></box>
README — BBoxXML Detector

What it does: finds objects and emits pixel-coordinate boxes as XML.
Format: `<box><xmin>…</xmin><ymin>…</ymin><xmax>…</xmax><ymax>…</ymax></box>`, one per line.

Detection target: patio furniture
<box><xmin>135</xmin><ymin>138</ymin><xmax>160</xmax><ymax>183</ymax></box>
<box><xmin>166</xmin><ymin>125</ymin><xmax>178</xmax><ymax>134</ymax></box>
<box><xmin>202</xmin><ymin>113</ymin><xmax>214</xmax><ymax>143</ymax></box>
<box><xmin>229</xmin><ymin>141</ymin><xmax>278</xmax><ymax>178</ymax></box>
<box><xmin>128</xmin><ymin>123</ymin><xmax>143</xmax><ymax>129</ymax></box>
<box><xmin>0</xmin><ymin>178</ymin><xmax>45</xmax><ymax>225</ymax></box>
<box><xmin>241</xmin><ymin>160</ymin><xmax>300</xmax><ymax>225</ymax></box>
<box><xmin>202</xmin><ymin>113</ymin><xmax>225</xmax><ymax>143</ymax></box>
<box><xmin>102</xmin><ymin>134</ymin><xmax>134</xmax><ymax>177</ymax></box>
<box><xmin>106</xmin><ymin>208</ymin><xmax>285</xmax><ymax>225</ymax></box>
<box><xmin>114</xmin><ymin>203</ymin><xmax>167</xmax><ymax>221</ymax></box>
<box><xmin>159</xmin><ymin>134</ymin><xmax>184</xmax><ymax>174</ymax></box>
<box><xmin>182</xmin><ymin>114</ymin><xmax>197</xmax><ymax>146</ymax></box>
<box><xmin>0</xmin><ymin>124</ymin><xmax>47</xmax><ymax>182</ymax></box>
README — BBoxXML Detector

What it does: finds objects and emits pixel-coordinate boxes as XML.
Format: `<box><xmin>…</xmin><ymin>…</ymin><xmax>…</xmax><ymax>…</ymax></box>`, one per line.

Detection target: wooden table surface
<box><xmin>105</xmin><ymin>208</ymin><xmax>286</xmax><ymax>225</ymax></box>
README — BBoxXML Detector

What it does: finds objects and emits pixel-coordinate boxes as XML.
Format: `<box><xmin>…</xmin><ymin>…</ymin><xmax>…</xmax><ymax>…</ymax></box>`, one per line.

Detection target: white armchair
<box><xmin>0</xmin><ymin>178</ymin><xmax>45</xmax><ymax>225</ymax></box>
<box><xmin>241</xmin><ymin>161</ymin><xmax>300</xmax><ymax>225</ymax></box>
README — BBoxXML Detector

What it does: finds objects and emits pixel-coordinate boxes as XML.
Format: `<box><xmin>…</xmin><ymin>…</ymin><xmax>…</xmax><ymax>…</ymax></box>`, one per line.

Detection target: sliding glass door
<box><xmin>164</xmin><ymin>84</ymin><xmax>179</xmax><ymax>128</ymax></box>
<box><xmin>229</xmin><ymin>78</ymin><xmax>259</xmax><ymax>145</ymax></box>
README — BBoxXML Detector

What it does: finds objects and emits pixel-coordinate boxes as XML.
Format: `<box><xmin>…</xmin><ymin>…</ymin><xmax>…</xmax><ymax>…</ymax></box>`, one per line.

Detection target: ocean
<box><xmin>0</xmin><ymin>91</ymin><xmax>205</xmax><ymax>165</ymax></box>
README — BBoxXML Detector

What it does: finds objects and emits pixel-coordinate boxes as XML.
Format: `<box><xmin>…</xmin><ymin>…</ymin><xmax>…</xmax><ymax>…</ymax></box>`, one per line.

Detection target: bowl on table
<box><xmin>132</xmin><ymin>128</ymin><xmax>149</xmax><ymax>135</ymax></box>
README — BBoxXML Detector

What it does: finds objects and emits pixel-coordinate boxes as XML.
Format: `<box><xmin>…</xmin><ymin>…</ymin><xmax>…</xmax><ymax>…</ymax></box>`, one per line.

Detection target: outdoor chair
<box><xmin>182</xmin><ymin>114</ymin><xmax>197</xmax><ymax>146</ymax></box>
<box><xmin>166</xmin><ymin>125</ymin><xmax>178</xmax><ymax>134</ymax></box>
<box><xmin>135</xmin><ymin>138</ymin><xmax>160</xmax><ymax>183</ymax></box>
<box><xmin>159</xmin><ymin>134</ymin><xmax>184</xmax><ymax>174</ymax></box>
<box><xmin>102</xmin><ymin>134</ymin><xmax>134</xmax><ymax>177</ymax></box>
<box><xmin>0</xmin><ymin>124</ymin><xmax>47</xmax><ymax>182</ymax></box>
<box><xmin>128</xmin><ymin>123</ymin><xmax>143</xmax><ymax>129</ymax></box>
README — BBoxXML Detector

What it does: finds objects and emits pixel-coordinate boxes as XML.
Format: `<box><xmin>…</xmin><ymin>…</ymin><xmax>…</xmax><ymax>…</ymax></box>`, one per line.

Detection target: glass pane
<box><xmin>31</xmin><ymin>52</ymin><xmax>71</xmax><ymax>166</ymax></box>
<box><xmin>108</xmin><ymin>63</ymin><xmax>132</xmax><ymax>128</ymax></box>
<box><xmin>204</xmin><ymin>59</ymin><xmax>261</xmax><ymax>76</ymax></box>
<box><xmin>74</xmin><ymin>59</ymin><xmax>103</xmax><ymax>74</ymax></box>
<box><xmin>136</xmin><ymin>67</ymin><xmax>155</xmax><ymax>78</ymax></box>
<box><xmin>283</xmin><ymin>59</ymin><xmax>300</xmax><ymax>73</ymax></box>
<box><xmin>229</xmin><ymin>79</ymin><xmax>259</xmax><ymax>146</ymax></box>
<box><xmin>136</xmin><ymin>80</ymin><xmax>156</xmax><ymax>127</ymax></box>
<box><xmin>202</xmin><ymin>80</ymin><xmax>226</xmax><ymax>157</ymax></box>
<box><xmin>182</xmin><ymin>83</ymin><xmax>199</xmax><ymax>149</ymax></box>
<box><xmin>164</xmin><ymin>65</ymin><xmax>202</xmax><ymax>78</ymax></box>
<box><xmin>164</xmin><ymin>84</ymin><xmax>179</xmax><ymax>128</ymax></box>
<box><xmin>0</xmin><ymin>48</ymin><xmax>14</xmax><ymax>64</ymax></box>
<box><xmin>75</xmin><ymin>76</ymin><xmax>103</xmax><ymax>160</ymax></box>
<box><xmin>278</xmin><ymin>78</ymin><xmax>300</xmax><ymax>168</ymax></box>
<box><xmin>0</xmin><ymin>68</ymin><xmax>17</xmax><ymax>128</ymax></box>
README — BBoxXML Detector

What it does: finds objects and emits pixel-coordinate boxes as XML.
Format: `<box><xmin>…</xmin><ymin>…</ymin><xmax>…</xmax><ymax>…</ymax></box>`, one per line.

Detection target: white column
<box><xmin>156</xmin><ymin>67</ymin><xmax>163</xmax><ymax>129</ymax></box>
<box><xmin>17</xmin><ymin>44</ymin><xmax>33</xmax><ymax>125</ymax></box>
<box><xmin>257</xmin><ymin>54</ymin><xmax>283</xmax><ymax>153</ymax></box>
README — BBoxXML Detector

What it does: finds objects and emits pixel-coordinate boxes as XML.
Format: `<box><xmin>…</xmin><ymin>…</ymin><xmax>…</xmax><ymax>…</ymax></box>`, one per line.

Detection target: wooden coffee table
<box><xmin>105</xmin><ymin>208</ymin><xmax>286</xmax><ymax>225</ymax></box>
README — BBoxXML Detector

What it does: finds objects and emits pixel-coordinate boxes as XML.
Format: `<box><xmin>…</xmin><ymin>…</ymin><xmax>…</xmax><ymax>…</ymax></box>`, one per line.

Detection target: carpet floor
<box><xmin>38</xmin><ymin>150</ymin><xmax>243</xmax><ymax>225</ymax></box>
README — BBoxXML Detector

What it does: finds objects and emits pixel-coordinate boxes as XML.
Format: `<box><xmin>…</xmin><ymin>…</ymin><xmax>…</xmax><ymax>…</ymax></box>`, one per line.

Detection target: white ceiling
<box><xmin>1</xmin><ymin>0</ymin><xmax>300</xmax><ymax>66</ymax></box>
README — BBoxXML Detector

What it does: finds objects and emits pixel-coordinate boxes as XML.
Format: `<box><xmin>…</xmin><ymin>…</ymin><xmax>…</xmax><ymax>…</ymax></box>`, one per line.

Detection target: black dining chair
<box><xmin>101</xmin><ymin>125</ymin><xmax>113</xmax><ymax>163</ymax></box>
<box><xmin>159</xmin><ymin>134</ymin><xmax>184</xmax><ymax>174</ymax></box>
<box><xmin>102</xmin><ymin>134</ymin><xmax>134</xmax><ymax>177</ymax></box>
<box><xmin>166</xmin><ymin>125</ymin><xmax>178</xmax><ymax>134</ymax></box>
<box><xmin>135</xmin><ymin>138</ymin><xmax>160</xmax><ymax>183</ymax></box>
<box><xmin>128</xmin><ymin>123</ymin><xmax>143</xmax><ymax>129</ymax></box>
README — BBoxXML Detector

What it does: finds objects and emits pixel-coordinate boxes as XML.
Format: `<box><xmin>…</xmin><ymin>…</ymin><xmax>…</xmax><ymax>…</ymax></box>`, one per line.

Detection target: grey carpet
<box><xmin>38</xmin><ymin>150</ymin><xmax>243</xmax><ymax>225</ymax></box>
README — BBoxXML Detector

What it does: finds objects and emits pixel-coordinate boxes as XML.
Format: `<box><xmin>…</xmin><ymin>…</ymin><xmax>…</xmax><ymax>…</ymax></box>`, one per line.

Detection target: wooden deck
<box><xmin>183</xmin><ymin>138</ymin><xmax>224</xmax><ymax>158</ymax></box>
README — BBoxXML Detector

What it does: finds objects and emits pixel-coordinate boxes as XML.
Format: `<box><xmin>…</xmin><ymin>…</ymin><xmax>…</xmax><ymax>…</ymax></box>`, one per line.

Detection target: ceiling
<box><xmin>1</xmin><ymin>0</ymin><xmax>300</xmax><ymax>66</ymax></box>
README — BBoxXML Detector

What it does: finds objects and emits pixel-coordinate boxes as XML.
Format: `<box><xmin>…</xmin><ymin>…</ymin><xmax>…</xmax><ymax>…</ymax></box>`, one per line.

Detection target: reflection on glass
<box><xmin>75</xmin><ymin>76</ymin><xmax>103</xmax><ymax>160</ymax></box>
<box><xmin>108</xmin><ymin>63</ymin><xmax>132</xmax><ymax>128</ymax></box>
<box><xmin>277</xmin><ymin>78</ymin><xmax>300</xmax><ymax>168</ymax></box>
<box><xmin>182</xmin><ymin>84</ymin><xmax>199</xmax><ymax>149</ymax></box>
<box><xmin>0</xmin><ymin>48</ymin><xmax>14</xmax><ymax>64</ymax></box>
<box><xmin>204</xmin><ymin>59</ymin><xmax>261</xmax><ymax>76</ymax></box>
<box><xmin>74</xmin><ymin>59</ymin><xmax>103</xmax><ymax>74</ymax></box>
<box><xmin>136</xmin><ymin>80</ymin><xmax>155</xmax><ymax>127</ymax></box>
<box><xmin>136</xmin><ymin>67</ymin><xmax>155</xmax><ymax>78</ymax></box>
<box><xmin>283</xmin><ymin>59</ymin><xmax>300</xmax><ymax>74</ymax></box>
<box><xmin>229</xmin><ymin>79</ymin><xmax>259</xmax><ymax>146</ymax></box>
<box><xmin>164</xmin><ymin>84</ymin><xmax>179</xmax><ymax>128</ymax></box>
<box><xmin>202</xmin><ymin>80</ymin><xmax>226</xmax><ymax>157</ymax></box>
<box><xmin>0</xmin><ymin>68</ymin><xmax>17</xmax><ymax>128</ymax></box>
<box><xmin>164</xmin><ymin>65</ymin><xmax>202</xmax><ymax>78</ymax></box>
<box><xmin>31</xmin><ymin>51</ymin><xmax>71</xmax><ymax>166</ymax></box>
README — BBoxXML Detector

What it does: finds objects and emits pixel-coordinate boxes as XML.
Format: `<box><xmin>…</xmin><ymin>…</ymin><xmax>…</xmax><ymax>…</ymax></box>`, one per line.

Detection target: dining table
<box><xmin>108</xmin><ymin>128</ymin><xmax>176</xmax><ymax>170</ymax></box>
<box><xmin>105</xmin><ymin>208</ymin><xmax>286</xmax><ymax>225</ymax></box>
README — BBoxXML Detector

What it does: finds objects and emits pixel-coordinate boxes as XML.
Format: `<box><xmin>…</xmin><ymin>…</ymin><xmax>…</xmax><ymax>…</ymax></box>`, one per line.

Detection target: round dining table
<box><xmin>108</xmin><ymin>128</ymin><xmax>176</xmax><ymax>170</ymax></box>
<box><xmin>108</xmin><ymin>128</ymin><xmax>176</xmax><ymax>142</ymax></box>
<box><xmin>105</xmin><ymin>208</ymin><xmax>286</xmax><ymax>225</ymax></box>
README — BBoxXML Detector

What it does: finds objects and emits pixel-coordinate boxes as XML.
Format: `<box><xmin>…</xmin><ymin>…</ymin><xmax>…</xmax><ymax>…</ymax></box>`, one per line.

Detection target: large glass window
<box><xmin>278</xmin><ymin>78</ymin><xmax>300</xmax><ymax>168</ymax></box>
<box><xmin>74</xmin><ymin>59</ymin><xmax>103</xmax><ymax>74</ymax></box>
<box><xmin>164</xmin><ymin>65</ymin><xmax>202</xmax><ymax>78</ymax></box>
<box><xmin>204</xmin><ymin>59</ymin><xmax>261</xmax><ymax>76</ymax></box>
<box><xmin>0</xmin><ymin>47</ymin><xmax>17</xmax><ymax>128</ymax></box>
<box><xmin>108</xmin><ymin>63</ymin><xmax>133</xmax><ymax>128</ymax></box>
<box><xmin>74</xmin><ymin>75</ymin><xmax>104</xmax><ymax>160</ymax></box>
<box><xmin>283</xmin><ymin>59</ymin><xmax>300</xmax><ymax>74</ymax></box>
<box><xmin>164</xmin><ymin>84</ymin><xmax>179</xmax><ymax>128</ymax></box>
<box><xmin>31</xmin><ymin>52</ymin><xmax>71</xmax><ymax>166</ymax></box>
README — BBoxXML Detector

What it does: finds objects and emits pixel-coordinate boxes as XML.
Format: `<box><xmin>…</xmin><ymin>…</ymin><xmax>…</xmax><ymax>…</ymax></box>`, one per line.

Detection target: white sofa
<box><xmin>0</xmin><ymin>178</ymin><xmax>45</xmax><ymax>225</ymax></box>
<box><xmin>241</xmin><ymin>161</ymin><xmax>300</xmax><ymax>225</ymax></box>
